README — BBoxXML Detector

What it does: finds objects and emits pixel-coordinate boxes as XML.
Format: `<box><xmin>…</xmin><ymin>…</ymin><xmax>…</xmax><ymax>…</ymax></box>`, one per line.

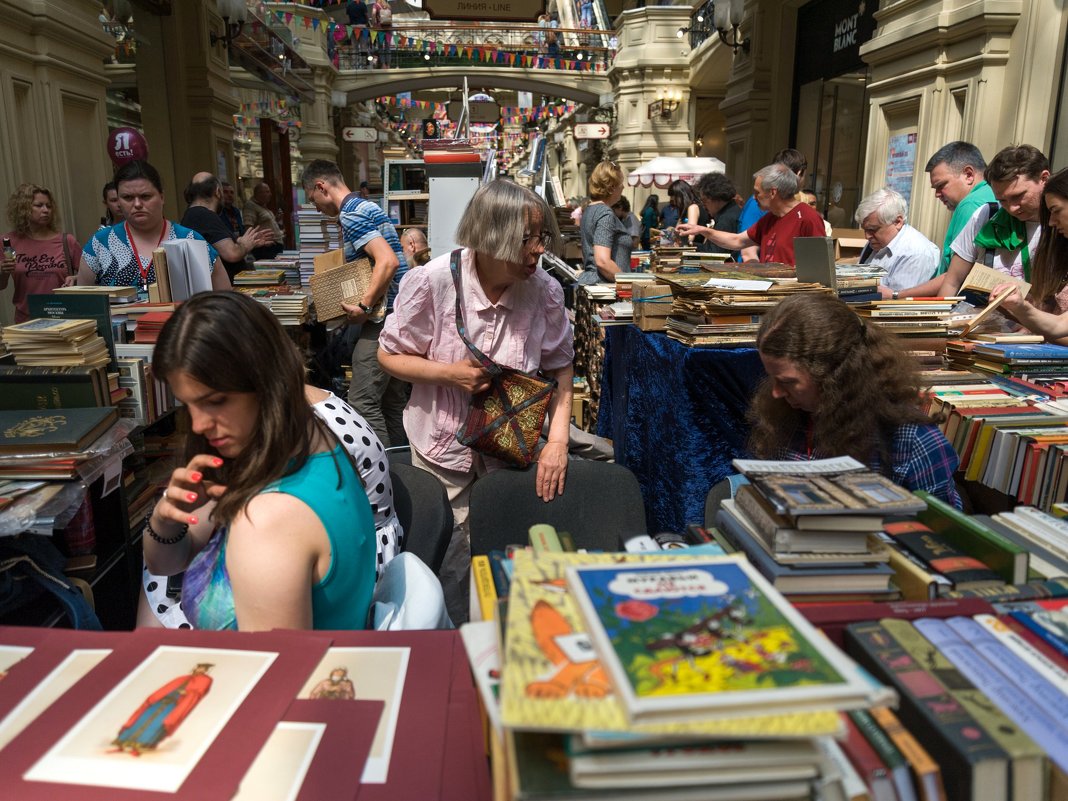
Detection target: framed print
<box><xmin>0</xmin><ymin>629</ymin><xmax>328</xmax><ymax>800</ymax></box>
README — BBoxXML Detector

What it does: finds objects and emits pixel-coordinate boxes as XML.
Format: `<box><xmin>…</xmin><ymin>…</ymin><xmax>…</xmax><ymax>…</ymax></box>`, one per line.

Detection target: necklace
<box><xmin>125</xmin><ymin>221</ymin><xmax>167</xmax><ymax>292</ymax></box>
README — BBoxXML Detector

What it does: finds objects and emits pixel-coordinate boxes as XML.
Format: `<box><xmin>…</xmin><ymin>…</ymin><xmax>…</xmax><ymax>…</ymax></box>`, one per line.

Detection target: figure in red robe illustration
<box><xmin>111</xmin><ymin>663</ymin><xmax>213</xmax><ymax>756</ymax></box>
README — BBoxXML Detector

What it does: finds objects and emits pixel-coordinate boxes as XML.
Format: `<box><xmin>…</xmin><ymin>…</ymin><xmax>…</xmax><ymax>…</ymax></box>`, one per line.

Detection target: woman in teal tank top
<box><xmin>143</xmin><ymin>292</ymin><xmax>376</xmax><ymax>630</ymax></box>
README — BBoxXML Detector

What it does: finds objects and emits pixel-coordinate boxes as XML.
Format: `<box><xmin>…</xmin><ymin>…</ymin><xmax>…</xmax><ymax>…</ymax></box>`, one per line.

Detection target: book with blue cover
<box><xmin>974</xmin><ymin>343</ymin><xmax>1068</xmax><ymax>361</ymax></box>
<box><xmin>563</xmin><ymin>555</ymin><xmax>884</xmax><ymax>725</ymax></box>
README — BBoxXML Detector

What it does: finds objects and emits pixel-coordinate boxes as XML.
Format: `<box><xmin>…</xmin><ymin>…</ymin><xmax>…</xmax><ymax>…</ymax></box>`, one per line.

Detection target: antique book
<box><xmin>0</xmin><ymin>406</ymin><xmax>118</xmax><ymax>454</ymax></box>
<box><xmin>845</xmin><ymin>620</ymin><xmax>1010</xmax><ymax>801</ymax></box>
<box><xmin>847</xmin><ymin>708</ymin><xmax>918</xmax><ymax>801</ymax></box>
<box><xmin>564</xmin><ymin>555</ymin><xmax>883</xmax><ymax>726</ymax></box>
<box><xmin>27</xmin><ymin>293</ymin><xmax>116</xmax><ymax>366</ymax></box>
<box><xmin>732</xmin><ymin>487</ymin><xmax>879</xmax><ymax>553</ymax></box>
<box><xmin>840</xmin><ymin>713</ymin><xmax>898</xmax><ymax>801</ymax></box>
<box><xmin>869</xmin><ymin>706</ymin><xmax>947</xmax><ymax>801</ymax></box>
<box><xmin>307</xmin><ymin>256</ymin><xmax>383</xmax><ymax>323</ymax></box>
<box><xmin>882</xmin><ymin>520</ymin><xmax>1004</xmax><ymax>593</ymax></box>
<box><xmin>881</xmin><ymin>618</ymin><xmax>1043</xmax><ymax>801</ymax></box>
<box><xmin>0</xmin><ymin>366</ymin><xmax>106</xmax><ymax>409</ymax></box>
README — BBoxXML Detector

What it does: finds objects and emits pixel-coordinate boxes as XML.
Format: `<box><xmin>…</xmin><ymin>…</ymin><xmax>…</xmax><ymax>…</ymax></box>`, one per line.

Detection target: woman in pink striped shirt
<box><xmin>378</xmin><ymin>180</ymin><xmax>574</xmax><ymax>619</ymax></box>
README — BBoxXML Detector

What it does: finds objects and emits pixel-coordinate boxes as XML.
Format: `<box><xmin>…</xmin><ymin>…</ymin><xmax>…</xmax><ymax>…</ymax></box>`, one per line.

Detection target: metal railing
<box><xmin>335</xmin><ymin>23</ymin><xmax>613</xmax><ymax>71</ymax></box>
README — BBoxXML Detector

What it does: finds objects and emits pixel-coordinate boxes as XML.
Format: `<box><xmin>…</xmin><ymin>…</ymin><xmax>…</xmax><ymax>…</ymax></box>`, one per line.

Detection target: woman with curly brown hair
<box><xmin>748</xmin><ymin>292</ymin><xmax>962</xmax><ymax>507</ymax></box>
<box><xmin>1</xmin><ymin>183</ymin><xmax>80</xmax><ymax>322</ymax></box>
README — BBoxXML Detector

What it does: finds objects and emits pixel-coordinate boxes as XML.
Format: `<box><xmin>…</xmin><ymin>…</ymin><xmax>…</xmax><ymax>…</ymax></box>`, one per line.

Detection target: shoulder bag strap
<box><xmin>61</xmin><ymin>232</ymin><xmax>74</xmax><ymax>275</ymax></box>
<box><xmin>449</xmin><ymin>249</ymin><xmax>501</xmax><ymax>376</ymax></box>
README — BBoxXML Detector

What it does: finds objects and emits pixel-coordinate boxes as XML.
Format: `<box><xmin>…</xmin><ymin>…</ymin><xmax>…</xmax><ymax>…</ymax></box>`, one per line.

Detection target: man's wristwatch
<box><xmin>891</xmin><ymin>289</ymin><xmax>899</xmax><ymax>300</ymax></box>
<box><xmin>357</xmin><ymin>302</ymin><xmax>372</xmax><ymax>314</ymax></box>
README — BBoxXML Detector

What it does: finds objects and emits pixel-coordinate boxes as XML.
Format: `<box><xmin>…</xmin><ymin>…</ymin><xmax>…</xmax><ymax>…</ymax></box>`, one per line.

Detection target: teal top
<box><xmin>183</xmin><ymin>447</ymin><xmax>376</xmax><ymax>631</ymax></box>
<box><xmin>937</xmin><ymin>180</ymin><xmax>996</xmax><ymax>275</ymax></box>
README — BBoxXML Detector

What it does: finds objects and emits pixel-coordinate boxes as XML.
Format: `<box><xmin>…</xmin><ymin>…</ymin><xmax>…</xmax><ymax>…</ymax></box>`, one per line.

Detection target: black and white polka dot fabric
<box><xmin>142</xmin><ymin>392</ymin><xmax>404</xmax><ymax>627</ymax></box>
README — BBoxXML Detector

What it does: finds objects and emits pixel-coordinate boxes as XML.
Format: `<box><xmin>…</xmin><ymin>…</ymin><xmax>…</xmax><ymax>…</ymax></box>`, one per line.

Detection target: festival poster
<box><xmin>0</xmin><ymin>629</ymin><xmax>328</xmax><ymax>801</ymax></box>
<box><xmin>885</xmin><ymin>132</ymin><xmax>918</xmax><ymax>206</ymax></box>
<box><xmin>234</xmin><ymin>700</ymin><xmax>383</xmax><ymax>801</ymax></box>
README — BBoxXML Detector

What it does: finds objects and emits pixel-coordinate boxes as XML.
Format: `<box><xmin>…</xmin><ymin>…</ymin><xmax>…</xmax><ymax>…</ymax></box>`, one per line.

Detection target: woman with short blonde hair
<box><xmin>580</xmin><ymin>161</ymin><xmax>631</xmax><ymax>282</ymax></box>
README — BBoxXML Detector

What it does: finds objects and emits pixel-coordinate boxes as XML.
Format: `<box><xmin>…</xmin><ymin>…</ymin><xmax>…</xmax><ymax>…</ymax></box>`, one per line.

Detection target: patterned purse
<box><xmin>450</xmin><ymin>250</ymin><xmax>556</xmax><ymax>468</ymax></box>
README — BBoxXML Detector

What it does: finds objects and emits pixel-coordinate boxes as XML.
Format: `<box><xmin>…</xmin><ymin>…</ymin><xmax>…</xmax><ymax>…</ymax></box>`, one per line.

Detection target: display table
<box><xmin>597</xmin><ymin>325</ymin><xmax>766</xmax><ymax>533</ymax></box>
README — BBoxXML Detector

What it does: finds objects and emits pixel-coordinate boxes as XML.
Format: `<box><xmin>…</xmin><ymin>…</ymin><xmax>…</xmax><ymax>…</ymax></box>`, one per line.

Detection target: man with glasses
<box><xmin>854</xmin><ymin>187</ymin><xmax>939</xmax><ymax>299</ymax></box>
<box><xmin>300</xmin><ymin>159</ymin><xmax>409</xmax><ymax>448</ymax></box>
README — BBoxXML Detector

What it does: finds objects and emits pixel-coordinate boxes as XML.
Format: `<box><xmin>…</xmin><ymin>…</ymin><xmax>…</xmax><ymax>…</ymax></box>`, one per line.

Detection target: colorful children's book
<box><xmin>561</xmin><ymin>555</ymin><xmax>884</xmax><ymax>726</ymax></box>
<box><xmin>499</xmin><ymin>551</ymin><xmax>843</xmax><ymax>738</ymax></box>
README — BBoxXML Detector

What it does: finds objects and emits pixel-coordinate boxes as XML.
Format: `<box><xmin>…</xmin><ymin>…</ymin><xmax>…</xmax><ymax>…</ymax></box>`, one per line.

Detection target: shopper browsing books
<box><xmin>990</xmin><ymin>167</ymin><xmax>1068</xmax><ymax>337</ymax></box>
<box><xmin>378</xmin><ymin>180</ymin><xmax>574</xmax><ymax>623</ymax></box>
<box><xmin>748</xmin><ymin>292</ymin><xmax>962</xmax><ymax>508</ymax></box>
<box><xmin>143</xmin><ymin>292</ymin><xmax>377</xmax><ymax>631</ymax></box>
<box><xmin>78</xmin><ymin>160</ymin><xmax>231</xmax><ymax>299</ymax></box>
<box><xmin>579</xmin><ymin>160</ymin><xmax>631</xmax><ymax>283</ymax></box>
<box><xmin>1</xmin><ymin>182</ymin><xmax>80</xmax><ymax>322</ymax></box>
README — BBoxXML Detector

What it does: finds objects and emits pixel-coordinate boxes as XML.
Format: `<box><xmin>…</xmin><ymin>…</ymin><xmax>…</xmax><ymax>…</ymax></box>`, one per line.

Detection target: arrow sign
<box><xmin>342</xmin><ymin>126</ymin><xmax>378</xmax><ymax>143</ymax></box>
<box><xmin>574</xmin><ymin>123</ymin><xmax>610</xmax><ymax>140</ymax></box>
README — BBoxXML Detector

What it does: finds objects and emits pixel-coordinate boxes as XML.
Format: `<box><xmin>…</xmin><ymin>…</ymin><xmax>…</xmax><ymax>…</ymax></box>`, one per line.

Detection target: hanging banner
<box><xmin>423</xmin><ymin>0</ymin><xmax>544</xmax><ymax>23</ymax></box>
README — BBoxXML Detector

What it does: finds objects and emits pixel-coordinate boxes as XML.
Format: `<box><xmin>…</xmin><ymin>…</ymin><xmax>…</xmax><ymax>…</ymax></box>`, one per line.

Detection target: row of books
<box><xmin>296</xmin><ymin>205</ymin><xmax>341</xmax><ymax>287</ymax></box>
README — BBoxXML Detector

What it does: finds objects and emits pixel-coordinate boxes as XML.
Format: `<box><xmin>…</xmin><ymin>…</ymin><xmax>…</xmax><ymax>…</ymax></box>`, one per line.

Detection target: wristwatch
<box><xmin>891</xmin><ymin>289</ymin><xmax>899</xmax><ymax>300</ymax></box>
<box><xmin>357</xmin><ymin>302</ymin><xmax>372</xmax><ymax>314</ymax></box>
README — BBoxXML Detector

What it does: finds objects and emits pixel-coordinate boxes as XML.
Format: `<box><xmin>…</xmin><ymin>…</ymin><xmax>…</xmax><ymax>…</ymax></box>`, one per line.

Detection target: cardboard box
<box><xmin>634</xmin><ymin>283</ymin><xmax>673</xmax><ymax>332</ymax></box>
<box><xmin>832</xmin><ymin>228</ymin><xmax>868</xmax><ymax>263</ymax></box>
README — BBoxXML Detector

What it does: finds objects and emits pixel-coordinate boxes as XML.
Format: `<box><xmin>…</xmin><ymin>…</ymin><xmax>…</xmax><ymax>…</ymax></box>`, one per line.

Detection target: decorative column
<box><xmin>608</xmin><ymin>7</ymin><xmax>694</xmax><ymax>203</ymax></box>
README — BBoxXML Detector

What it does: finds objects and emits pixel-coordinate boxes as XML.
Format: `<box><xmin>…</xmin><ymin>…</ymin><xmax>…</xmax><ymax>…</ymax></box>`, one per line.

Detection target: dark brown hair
<box><xmin>153</xmin><ymin>292</ymin><xmax>325</xmax><ymax>523</ymax></box>
<box><xmin>1029</xmin><ymin>166</ymin><xmax>1068</xmax><ymax>310</ymax></box>
<box><xmin>748</xmin><ymin>293</ymin><xmax>934</xmax><ymax>468</ymax></box>
<box><xmin>984</xmin><ymin>144</ymin><xmax>1049</xmax><ymax>184</ymax></box>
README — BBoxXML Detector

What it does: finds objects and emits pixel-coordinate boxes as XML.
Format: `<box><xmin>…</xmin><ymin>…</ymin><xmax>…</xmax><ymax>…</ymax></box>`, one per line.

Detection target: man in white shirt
<box><xmin>855</xmin><ymin>187</ymin><xmax>939</xmax><ymax>299</ymax></box>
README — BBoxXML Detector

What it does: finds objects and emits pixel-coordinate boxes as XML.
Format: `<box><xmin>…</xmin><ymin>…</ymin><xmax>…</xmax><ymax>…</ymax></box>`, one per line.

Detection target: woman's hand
<box><xmin>1</xmin><ymin>254</ymin><xmax>15</xmax><ymax>275</ymax></box>
<box><xmin>62</xmin><ymin>274</ymin><xmax>77</xmax><ymax>287</ymax></box>
<box><xmin>448</xmin><ymin>359</ymin><xmax>492</xmax><ymax>394</ymax></box>
<box><xmin>535</xmin><ymin>441</ymin><xmax>568</xmax><ymax>501</ymax></box>
<box><xmin>154</xmin><ymin>454</ymin><xmax>227</xmax><ymax>530</ymax></box>
<box><xmin>990</xmin><ymin>282</ymin><xmax>1028</xmax><ymax>316</ymax></box>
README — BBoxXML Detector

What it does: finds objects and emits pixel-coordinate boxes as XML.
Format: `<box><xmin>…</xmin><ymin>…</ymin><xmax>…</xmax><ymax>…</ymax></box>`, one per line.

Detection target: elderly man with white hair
<box><xmin>855</xmin><ymin>187</ymin><xmax>940</xmax><ymax>299</ymax></box>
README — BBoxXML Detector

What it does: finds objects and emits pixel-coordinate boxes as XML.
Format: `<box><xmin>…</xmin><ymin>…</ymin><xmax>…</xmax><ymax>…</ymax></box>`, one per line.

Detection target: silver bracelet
<box><xmin>146</xmin><ymin>518</ymin><xmax>188</xmax><ymax>545</ymax></box>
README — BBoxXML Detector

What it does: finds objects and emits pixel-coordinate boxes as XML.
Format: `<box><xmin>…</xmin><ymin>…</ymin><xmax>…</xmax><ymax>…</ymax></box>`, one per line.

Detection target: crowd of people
<box><xmin>7</xmin><ymin>132</ymin><xmax>1068</xmax><ymax>634</ymax></box>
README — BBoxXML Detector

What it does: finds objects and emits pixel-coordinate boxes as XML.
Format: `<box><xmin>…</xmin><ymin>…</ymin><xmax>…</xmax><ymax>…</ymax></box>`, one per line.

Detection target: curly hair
<box><xmin>748</xmin><ymin>293</ymin><xmax>935</xmax><ymax>468</ymax></box>
<box><xmin>6</xmin><ymin>183</ymin><xmax>59</xmax><ymax>236</ymax></box>
<box><xmin>1028</xmin><ymin>167</ymin><xmax>1068</xmax><ymax>311</ymax></box>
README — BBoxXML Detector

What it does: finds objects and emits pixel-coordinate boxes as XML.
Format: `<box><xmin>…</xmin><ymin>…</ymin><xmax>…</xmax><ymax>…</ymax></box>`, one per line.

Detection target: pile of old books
<box><xmin>0</xmin><ymin>405</ymin><xmax>120</xmax><ymax>479</ymax></box>
<box><xmin>715</xmin><ymin>456</ymin><xmax>918</xmax><ymax>602</ymax></box>
<box><xmin>661</xmin><ymin>273</ymin><xmax>834</xmax><ymax>347</ymax></box>
<box><xmin>854</xmin><ymin>298</ymin><xmax>956</xmax><ymax>337</ymax></box>
<box><xmin>232</xmin><ymin>266</ymin><xmax>286</xmax><ymax>287</ymax></box>
<box><xmin>470</xmin><ymin>538</ymin><xmax>892</xmax><ymax>801</ymax></box>
<box><xmin>1</xmin><ymin>318</ymin><xmax>110</xmax><ymax>369</ymax></box>
<box><xmin>253</xmin><ymin>254</ymin><xmax>300</xmax><ymax>287</ymax></box>
<box><xmin>258</xmin><ymin>289</ymin><xmax>310</xmax><ymax>327</ymax></box>
<box><xmin>296</xmin><ymin>204</ymin><xmax>341</xmax><ymax>286</ymax></box>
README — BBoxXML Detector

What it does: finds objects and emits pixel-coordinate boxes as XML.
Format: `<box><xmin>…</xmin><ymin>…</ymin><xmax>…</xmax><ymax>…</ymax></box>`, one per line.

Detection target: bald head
<box><xmin>401</xmin><ymin>228</ymin><xmax>430</xmax><ymax>266</ymax></box>
<box><xmin>184</xmin><ymin>172</ymin><xmax>221</xmax><ymax>207</ymax></box>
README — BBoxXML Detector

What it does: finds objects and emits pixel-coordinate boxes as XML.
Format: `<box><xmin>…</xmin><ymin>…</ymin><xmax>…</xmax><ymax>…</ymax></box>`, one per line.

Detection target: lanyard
<box><xmin>125</xmin><ymin>221</ymin><xmax>167</xmax><ymax>291</ymax></box>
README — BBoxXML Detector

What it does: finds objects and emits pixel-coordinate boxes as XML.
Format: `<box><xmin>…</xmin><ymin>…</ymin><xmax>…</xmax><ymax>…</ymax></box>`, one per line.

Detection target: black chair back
<box><xmin>468</xmin><ymin>460</ymin><xmax>646</xmax><ymax>556</ymax></box>
<box><xmin>392</xmin><ymin>463</ymin><xmax>452</xmax><ymax>574</ymax></box>
<box><xmin>704</xmin><ymin>478</ymin><xmax>733</xmax><ymax>528</ymax></box>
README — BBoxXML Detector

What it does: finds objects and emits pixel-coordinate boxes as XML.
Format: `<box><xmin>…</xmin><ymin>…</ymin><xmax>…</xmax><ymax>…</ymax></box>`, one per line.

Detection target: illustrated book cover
<box><xmin>562</xmin><ymin>555</ymin><xmax>884</xmax><ymax>725</ymax></box>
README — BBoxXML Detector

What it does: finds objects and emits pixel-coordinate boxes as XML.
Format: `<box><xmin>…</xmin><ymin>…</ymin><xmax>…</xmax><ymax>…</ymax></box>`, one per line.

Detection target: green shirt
<box><xmin>936</xmin><ymin>180</ymin><xmax>996</xmax><ymax>275</ymax></box>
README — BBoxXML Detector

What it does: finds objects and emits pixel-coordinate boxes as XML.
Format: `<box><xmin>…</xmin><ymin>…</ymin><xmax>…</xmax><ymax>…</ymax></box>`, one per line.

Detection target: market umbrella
<box><xmin>626</xmin><ymin>156</ymin><xmax>726</xmax><ymax>188</ymax></box>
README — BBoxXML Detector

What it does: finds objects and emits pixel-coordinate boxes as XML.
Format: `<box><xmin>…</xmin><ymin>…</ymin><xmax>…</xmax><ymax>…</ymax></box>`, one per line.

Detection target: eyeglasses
<box><xmin>522</xmin><ymin>232</ymin><xmax>554</xmax><ymax>249</ymax></box>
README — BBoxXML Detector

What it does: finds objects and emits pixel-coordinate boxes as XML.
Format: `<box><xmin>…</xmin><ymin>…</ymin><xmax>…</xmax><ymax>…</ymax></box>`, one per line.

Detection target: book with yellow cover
<box><xmin>470</xmin><ymin>554</ymin><xmax>497</xmax><ymax>622</ymax></box>
<box><xmin>499</xmin><ymin>550</ymin><xmax>843</xmax><ymax>738</ymax></box>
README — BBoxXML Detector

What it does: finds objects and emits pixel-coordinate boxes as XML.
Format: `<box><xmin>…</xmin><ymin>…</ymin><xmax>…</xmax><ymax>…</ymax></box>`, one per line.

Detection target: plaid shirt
<box><xmin>780</xmin><ymin>422</ymin><xmax>962</xmax><ymax>509</ymax></box>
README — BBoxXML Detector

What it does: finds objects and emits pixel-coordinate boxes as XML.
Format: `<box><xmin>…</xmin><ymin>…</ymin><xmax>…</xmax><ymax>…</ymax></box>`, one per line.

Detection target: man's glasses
<box><xmin>522</xmin><ymin>232</ymin><xmax>554</xmax><ymax>249</ymax></box>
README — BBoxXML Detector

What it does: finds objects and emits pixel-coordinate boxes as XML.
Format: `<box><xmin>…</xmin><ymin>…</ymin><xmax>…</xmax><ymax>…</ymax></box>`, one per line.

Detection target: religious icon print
<box><xmin>110</xmin><ymin>663</ymin><xmax>214</xmax><ymax>756</ymax></box>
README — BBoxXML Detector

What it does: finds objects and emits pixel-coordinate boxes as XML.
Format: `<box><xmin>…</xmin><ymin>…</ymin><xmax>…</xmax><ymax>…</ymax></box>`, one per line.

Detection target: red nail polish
<box><xmin>189</xmin><ymin>516</ymin><xmax>198</xmax><ymax>525</ymax></box>
<box><xmin>190</xmin><ymin>472</ymin><xmax>202</xmax><ymax>483</ymax></box>
<box><xmin>186</xmin><ymin>492</ymin><xmax>197</xmax><ymax>502</ymax></box>
<box><xmin>212</xmin><ymin>458</ymin><xmax>223</xmax><ymax>466</ymax></box>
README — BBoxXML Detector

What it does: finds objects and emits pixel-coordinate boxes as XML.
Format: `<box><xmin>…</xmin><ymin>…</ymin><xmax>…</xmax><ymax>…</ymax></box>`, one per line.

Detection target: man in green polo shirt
<box><xmin>925</xmin><ymin>141</ymin><xmax>996</xmax><ymax>275</ymax></box>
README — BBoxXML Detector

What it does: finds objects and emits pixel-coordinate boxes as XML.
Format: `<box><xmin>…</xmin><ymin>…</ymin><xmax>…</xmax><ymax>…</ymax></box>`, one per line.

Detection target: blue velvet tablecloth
<box><xmin>597</xmin><ymin>326</ymin><xmax>766</xmax><ymax>534</ymax></box>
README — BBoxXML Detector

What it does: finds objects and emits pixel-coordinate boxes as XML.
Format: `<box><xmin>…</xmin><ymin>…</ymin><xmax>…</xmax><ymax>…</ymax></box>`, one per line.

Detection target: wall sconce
<box><xmin>648</xmin><ymin>88</ymin><xmax>683</xmax><ymax>120</ymax></box>
<box><xmin>713</xmin><ymin>0</ymin><xmax>750</xmax><ymax>55</ymax></box>
<box><xmin>211</xmin><ymin>0</ymin><xmax>247</xmax><ymax>49</ymax></box>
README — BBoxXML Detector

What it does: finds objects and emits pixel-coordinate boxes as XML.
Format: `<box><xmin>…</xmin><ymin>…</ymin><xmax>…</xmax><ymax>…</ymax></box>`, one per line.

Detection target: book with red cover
<box><xmin>0</xmin><ymin>629</ymin><xmax>328</xmax><ymax>801</ymax></box>
<box><xmin>999</xmin><ymin>614</ymin><xmax>1068</xmax><ymax>670</ymax></box>
<box><xmin>797</xmin><ymin>597</ymin><xmax>994</xmax><ymax>647</ymax></box>
<box><xmin>439</xmin><ymin>631</ymin><xmax>492</xmax><ymax>801</ymax></box>
<box><xmin>839</xmin><ymin>713</ymin><xmax>898</xmax><ymax>801</ymax></box>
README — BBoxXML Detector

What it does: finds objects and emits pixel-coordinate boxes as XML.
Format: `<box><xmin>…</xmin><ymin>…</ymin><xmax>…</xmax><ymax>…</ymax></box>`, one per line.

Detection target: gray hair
<box><xmin>855</xmin><ymin>187</ymin><xmax>908</xmax><ymax>226</ymax></box>
<box><xmin>455</xmin><ymin>180</ymin><xmax>560</xmax><ymax>263</ymax></box>
<box><xmin>754</xmin><ymin>164</ymin><xmax>799</xmax><ymax>199</ymax></box>
<box><xmin>402</xmin><ymin>227</ymin><xmax>427</xmax><ymax>246</ymax></box>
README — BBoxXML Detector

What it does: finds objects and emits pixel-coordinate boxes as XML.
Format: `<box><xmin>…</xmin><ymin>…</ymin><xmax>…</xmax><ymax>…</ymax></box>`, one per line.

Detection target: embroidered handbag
<box><xmin>450</xmin><ymin>250</ymin><xmax>556</xmax><ymax>467</ymax></box>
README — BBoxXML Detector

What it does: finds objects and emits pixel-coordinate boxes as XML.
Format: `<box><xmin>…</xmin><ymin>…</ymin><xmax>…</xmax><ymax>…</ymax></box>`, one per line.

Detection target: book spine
<box><xmin>815</xmin><ymin>736</ymin><xmax>872</xmax><ymax>801</ymax></box>
<box><xmin>488</xmin><ymin>550</ymin><xmax>511</xmax><ymax>598</ymax></box>
<box><xmin>869</xmin><ymin>705</ymin><xmax>945</xmax><ymax>801</ymax></box>
<box><xmin>528</xmin><ymin>524</ymin><xmax>562</xmax><ymax>554</ymax></box>
<box><xmin>883</xmin><ymin>522</ymin><xmax>1001</xmax><ymax>588</ymax></box>
<box><xmin>915</xmin><ymin>491</ymin><xmax>1028</xmax><ymax>583</ymax></box>
<box><xmin>1008</xmin><ymin>611</ymin><xmax>1068</xmax><ymax>659</ymax></box>
<box><xmin>884</xmin><ymin>547</ymin><xmax>938</xmax><ymax>602</ymax></box>
<box><xmin>938</xmin><ymin>579</ymin><xmax>1068</xmax><ymax>602</ymax></box>
<box><xmin>847</xmin><ymin>709</ymin><xmax>908</xmax><ymax>773</ymax></box>
<box><xmin>845</xmin><ymin>621</ymin><xmax>1008</xmax><ymax>801</ymax></box>
<box><xmin>733</xmin><ymin>485</ymin><xmax>789</xmax><ymax>550</ymax></box>
<box><xmin>973</xmin><ymin>613</ymin><xmax>1068</xmax><ymax>689</ymax></box>
<box><xmin>840</xmin><ymin>715</ymin><xmax>895</xmax><ymax>800</ymax></box>
<box><xmin>470</xmin><ymin>555</ymin><xmax>497</xmax><ymax>622</ymax></box>
<box><xmin>913</xmin><ymin>618</ymin><xmax>1068</xmax><ymax>774</ymax></box>
<box><xmin>946</xmin><ymin>616</ymin><xmax>1068</xmax><ymax>723</ymax></box>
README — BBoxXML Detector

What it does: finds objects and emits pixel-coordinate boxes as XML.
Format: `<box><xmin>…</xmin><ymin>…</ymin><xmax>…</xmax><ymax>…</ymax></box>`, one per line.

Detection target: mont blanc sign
<box><xmin>424</xmin><ymin>0</ymin><xmax>543</xmax><ymax>22</ymax></box>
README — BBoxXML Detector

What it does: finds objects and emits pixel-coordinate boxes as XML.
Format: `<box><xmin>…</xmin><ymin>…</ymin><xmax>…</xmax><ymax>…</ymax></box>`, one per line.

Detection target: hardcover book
<box><xmin>869</xmin><ymin>705</ymin><xmax>946</xmax><ymax>801</ymax></box>
<box><xmin>882</xmin><ymin>520</ymin><xmax>1004</xmax><ymax>593</ymax></box>
<box><xmin>0</xmin><ymin>406</ymin><xmax>118</xmax><ymax>454</ymax></box>
<box><xmin>0</xmin><ymin>366</ymin><xmax>106</xmax><ymax>410</ymax></box>
<box><xmin>848</xmin><ymin>708</ymin><xmax>918</xmax><ymax>801</ymax></box>
<box><xmin>27</xmin><ymin>293</ymin><xmax>116</xmax><ymax>366</ymax></box>
<box><xmin>840</xmin><ymin>713</ymin><xmax>898</xmax><ymax>801</ymax></box>
<box><xmin>564</xmin><ymin>555</ymin><xmax>884</xmax><ymax>726</ymax></box>
<box><xmin>733</xmin><ymin>486</ymin><xmax>879</xmax><ymax>553</ymax></box>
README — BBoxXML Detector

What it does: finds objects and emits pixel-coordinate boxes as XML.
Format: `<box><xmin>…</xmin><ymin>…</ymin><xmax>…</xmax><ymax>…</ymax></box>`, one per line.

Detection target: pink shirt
<box><xmin>379</xmin><ymin>248</ymin><xmax>574</xmax><ymax>472</ymax></box>
<box><xmin>3</xmin><ymin>231</ymin><xmax>80</xmax><ymax>322</ymax></box>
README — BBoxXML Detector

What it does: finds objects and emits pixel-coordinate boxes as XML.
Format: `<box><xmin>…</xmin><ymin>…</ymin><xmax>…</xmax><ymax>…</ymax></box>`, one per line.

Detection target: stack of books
<box><xmin>131</xmin><ymin>311</ymin><xmax>171</xmax><ymax>344</ymax></box>
<box><xmin>473</xmin><ymin>543</ymin><xmax>891</xmax><ymax>800</ymax></box>
<box><xmin>855</xmin><ymin>297</ymin><xmax>956</xmax><ymax>337</ymax></box>
<box><xmin>257</xmin><ymin>290</ymin><xmax>310</xmax><ymax>327</ymax></box>
<box><xmin>253</xmin><ymin>254</ymin><xmax>300</xmax><ymax>287</ymax></box>
<box><xmin>660</xmin><ymin>274</ymin><xmax>834</xmax><ymax>348</ymax></box>
<box><xmin>232</xmin><ymin>267</ymin><xmax>286</xmax><ymax>287</ymax></box>
<box><xmin>0</xmin><ymin>405</ymin><xmax>119</xmax><ymax>479</ymax></box>
<box><xmin>1</xmin><ymin>318</ymin><xmax>110</xmax><ymax>369</ymax></box>
<box><xmin>115</xmin><ymin>350</ymin><xmax>176</xmax><ymax>426</ymax></box>
<box><xmin>296</xmin><ymin>205</ymin><xmax>341</xmax><ymax>287</ymax></box>
<box><xmin>714</xmin><ymin>456</ymin><xmax>916</xmax><ymax>602</ymax></box>
<box><xmin>53</xmin><ymin>284</ymin><xmax>140</xmax><ymax>304</ymax></box>
<box><xmin>648</xmin><ymin>245</ymin><xmax>696</xmax><ymax>272</ymax></box>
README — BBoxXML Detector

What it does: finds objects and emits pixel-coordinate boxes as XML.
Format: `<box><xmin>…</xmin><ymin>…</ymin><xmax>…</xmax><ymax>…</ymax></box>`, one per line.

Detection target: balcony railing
<box><xmin>335</xmin><ymin>23</ymin><xmax>613</xmax><ymax>72</ymax></box>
